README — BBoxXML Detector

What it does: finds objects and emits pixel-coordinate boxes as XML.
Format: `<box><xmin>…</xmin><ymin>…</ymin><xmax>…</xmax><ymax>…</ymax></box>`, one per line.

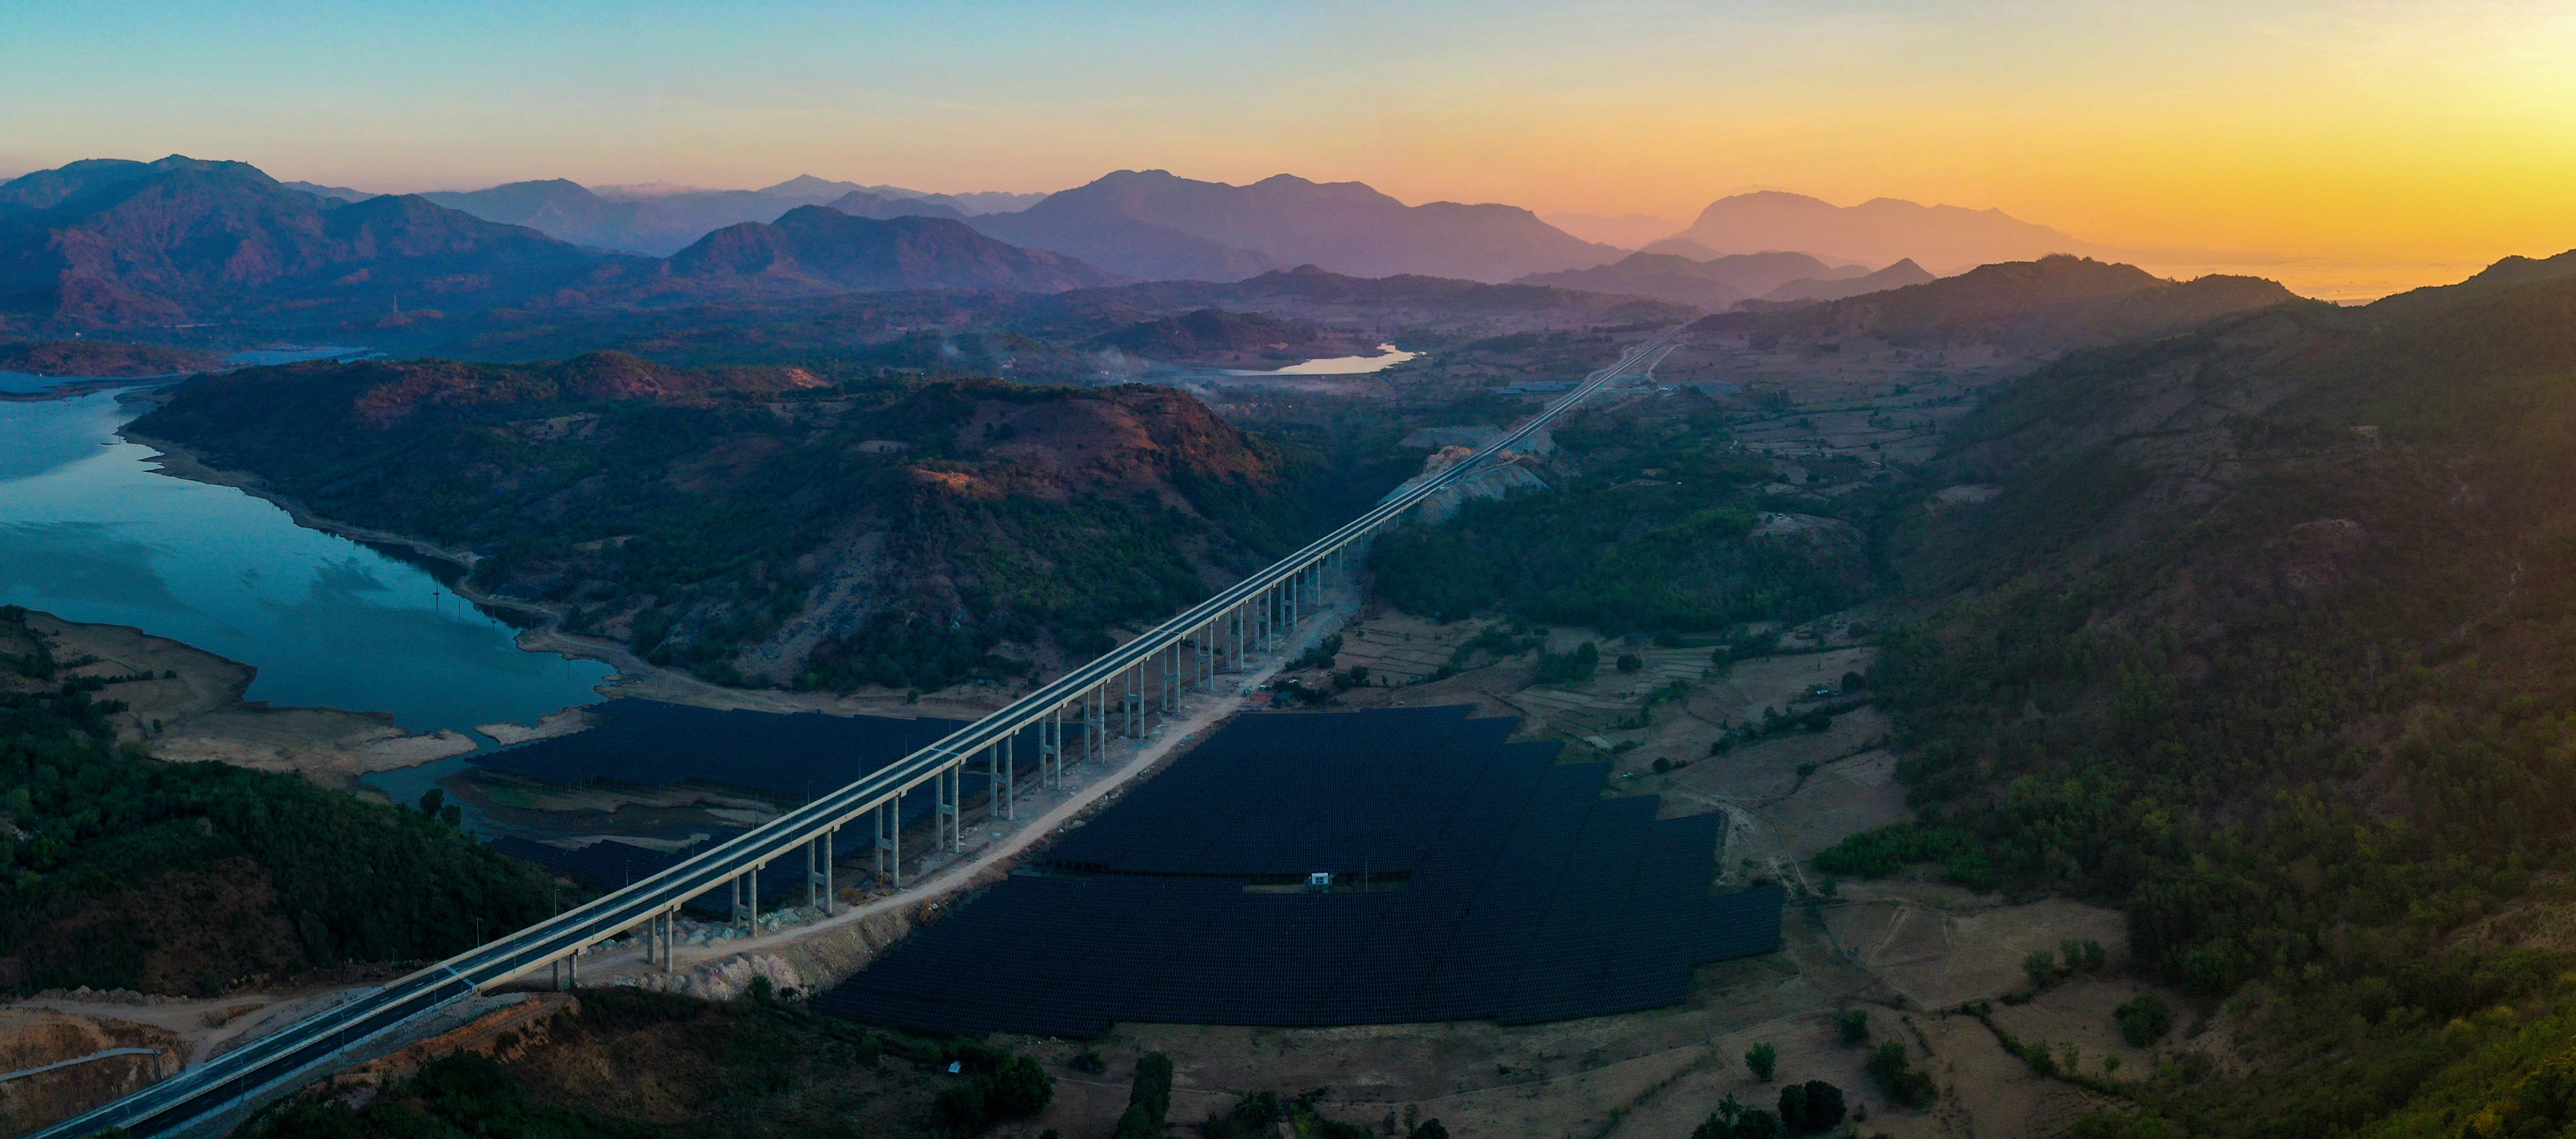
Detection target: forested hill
<box><xmin>1697</xmin><ymin>255</ymin><xmax>2301</xmax><ymax>354</ymax></box>
<box><xmin>0</xmin><ymin>606</ymin><xmax>546</xmax><ymax>994</ymax></box>
<box><xmin>135</xmin><ymin>354</ymin><xmax>1368</xmax><ymax>691</ymax></box>
<box><xmin>1823</xmin><ymin>256</ymin><xmax>2576</xmax><ymax>1135</ymax></box>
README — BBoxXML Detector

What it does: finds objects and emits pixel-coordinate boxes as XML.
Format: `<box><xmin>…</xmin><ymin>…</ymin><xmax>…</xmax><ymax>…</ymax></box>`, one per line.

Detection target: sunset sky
<box><xmin>9</xmin><ymin>0</ymin><xmax>2573</xmax><ymax>282</ymax></box>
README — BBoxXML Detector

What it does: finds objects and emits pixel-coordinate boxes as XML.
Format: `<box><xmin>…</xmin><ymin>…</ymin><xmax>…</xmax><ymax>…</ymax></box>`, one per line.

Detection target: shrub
<box><xmin>1693</xmin><ymin>1095</ymin><xmax>1781</xmax><ymax>1139</ymax></box>
<box><xmin>1617</xmin><ymin>652</ymin><xmax>1643</xmax><ymax>673</ymax></box>
<box><xmin>2064</xmin><ymin>938</ymin><xmax>2107</xmax><ymax>973</ymax></box>
<box><xmin>934</xmin><ymin>1080</ymin><xmax>989</xmax><ymax>1127</ymax></box>
<box><xmin>1837</xmin><ymin>1007</ymin><xmax>1870</xmax><ymax>1044</ymax></box>
<box><xmin>1745</xmin><ymin>1041</ymin><xmax>1778</xmax><ymax>1081</ymax></box>
<box><xmin>1866</xmin><ymin>1043</ymin><xmax>1938</xmax><ymax>1108</ymax></box>
<box><xmin>1778</xmin><ymin>1081</ymin><xmax>1845</xmax><ymax>1133</ymax></box>
<box><xmin>1113</xmin><ymin>1102</ymin><xmax>1159</xmax><ymax>1139</ymax></box>
<box><xmin>1129</xmin><ymin>1051</ymin><xmax>1174</xmax><ymax>1125</ymax></box>
<box><xmin>2025</xmin><ymin>950</ymin><xmax>2061</xmax><ymax>991</ymax></box>
<box><xmin>986</xmin><ymin>1055</ymin><xmax>1054</xmax><ymax>1117</ymax></box>
<box><xmin>2115</xmin><ymin>993</ymin><xmax>2173</xmax><ymax>1047</ymax></box>
<box><xmin>1537</xmin><ymin>641</ymin><xmax>1601</xmax><ymax>683</ymax></box>
<box><xmin>1288</xmin><ymin>634</ymin><xmax>1342</xmax><ymax>672</ymax></box>
<box><xmin>1203</xmin><ymin>1091</ymin><xmax>1286</xmax><ymax>1139</ymax></box>
<box><xmin>1813</xmin><ymin>823</ymin><xmax>1996</xmax><ymax>891</ymax></box>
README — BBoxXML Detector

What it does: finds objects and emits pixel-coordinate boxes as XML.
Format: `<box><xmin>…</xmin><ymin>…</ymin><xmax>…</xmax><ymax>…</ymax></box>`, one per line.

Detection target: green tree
<box><xmin>1778</xmin><ymin>1081</ymin><xmax>1845</xmax><ymax>1133</ymax></box>
<box><xmin>1130</xmin><ymin>1051</ymin><xmax>1174</xmax><ymax>1126</ymax></box>
<box><xmin>1745</xmin><ymin>1041</ymin><xmax>1778</xmax><ymax>1081</ymax></box>
<box><xmin>987</xmin><ymin>1055</ymin><xmax>1054</xmax><ymax>1117</ymax></box>
<box><xmin>2114</xmin><ymin>993</ymin><xmax>2172</xmax><ymax>1048</ymax></box>
<box><xmin>1837</xmin><ymin>1007</ymin><xmax>1871</xmax><ymax>1044</ymax></box>
<box><xmin>2024</xmin><ymin>950</ymin><xmax>2060</xmax><ymax>991</ymax></box>
<box><xmin>1866</xmin><ymin>1043</ymin><xmax>1937</xmax><ymax>1108</ymax></box>
<box><xmin>1693</xmin><ymin>1095</ymin><xmax>1781</xmax><ymax>1139</ymax></box>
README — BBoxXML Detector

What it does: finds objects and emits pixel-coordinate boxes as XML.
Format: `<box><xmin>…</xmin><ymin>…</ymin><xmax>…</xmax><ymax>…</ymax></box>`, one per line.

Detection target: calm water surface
<box><xmin>1224</xmin><ymin>344</ymin><xmax>1420</xmax><ymax>375</ymax></box>
<box><xmin>0</xmin><ymin>391</ymin><xmax>613</xmax><ymax>737</ymax></box>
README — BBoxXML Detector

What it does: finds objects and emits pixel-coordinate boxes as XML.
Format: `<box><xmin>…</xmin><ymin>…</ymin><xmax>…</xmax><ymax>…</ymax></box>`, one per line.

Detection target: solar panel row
<box><xmin>479</xmin><ymin>699</ymin><xmax>1064</xmax><ymax>906</ymax></box>
<box><xmin>810</xmin><ymin>706</ymin><xmax>1783</xmax><ymax>1038</ymax></box>
<box><xmin>491</xmin><ymin>833</ymin><xmax>824</xmax><ymax>917</ymax></box>
<box><xmin>470</xmin><ymin>699</ymin><xmax>1047</xmax><ymax>804</ymax></box>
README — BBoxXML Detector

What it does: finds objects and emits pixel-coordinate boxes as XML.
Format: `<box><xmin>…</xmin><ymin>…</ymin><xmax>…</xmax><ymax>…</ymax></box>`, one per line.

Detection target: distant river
<box><xmin>0</xmin><ymin>389</ymin><xmax>613</xmax><ymax>737</ymax></box>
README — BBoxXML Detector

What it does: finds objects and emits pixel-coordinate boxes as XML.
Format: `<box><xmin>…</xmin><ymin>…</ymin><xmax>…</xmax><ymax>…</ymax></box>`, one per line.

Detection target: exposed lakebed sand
<box><xmin>28</xmin><ymin>610</ymin><xmax>476</xmax><ymax>792</ymax></box>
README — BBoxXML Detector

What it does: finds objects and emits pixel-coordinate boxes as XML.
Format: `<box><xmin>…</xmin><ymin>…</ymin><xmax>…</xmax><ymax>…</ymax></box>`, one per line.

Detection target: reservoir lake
<box><xmin>0</xmin><ymin>389</ymin><xmax>614</xmax><ymax>758</ymax></box>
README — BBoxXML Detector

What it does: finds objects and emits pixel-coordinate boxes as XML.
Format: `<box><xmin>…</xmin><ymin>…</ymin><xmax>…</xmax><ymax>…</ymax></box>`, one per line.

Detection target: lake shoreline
<box><xmin>120</xmin><ymin>423</ymin><xmax>669</xmax><ymax>685</ymax></box>
<box><xmin>117</xmin><ymin>421</ymin><xmax>1058</xmax><ymax>726</ymax></box>
<box><xmin>112</xmin><ymin>424</ymin><xmax>929</xmax><ymax>722</ymax></box>
<box><xmin>21</xmin><ymin>607</ymin><xmax>478</xmax><ymax>795</ymax></box>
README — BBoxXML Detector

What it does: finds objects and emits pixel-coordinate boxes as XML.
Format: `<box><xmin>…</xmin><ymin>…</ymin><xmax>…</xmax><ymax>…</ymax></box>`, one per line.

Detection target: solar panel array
<box><xmin>491</xmin><ymin>834</ymin><xmax>825</xmax><ymax>917</ymax></box>
<box><xmin>812</xmin><ymin>706</ymin><xmax>1782</xmax><ymax>1038</ymax></box>
<box><xmin>479</xmin><ymin>699</ymin><xmax>1051</xmax><ymax>912</ymax></box>
<box><xmin>469</xmin><ymin>698</ymin><xmax>1045</xmax><ymax>802</ymax></box>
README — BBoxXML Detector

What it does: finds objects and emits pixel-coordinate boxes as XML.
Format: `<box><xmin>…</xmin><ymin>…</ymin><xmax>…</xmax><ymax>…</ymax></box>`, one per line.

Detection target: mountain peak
<box><xmin>1676</xmin><ymin>191</ymin><xmax>2097</xmax><ymax>273</ymax></box>
<box><xmin>665</xmin><ymin>205</ymin><xmax>1122</xmax><ymax>294</ymax></box>
<box><xmin>757</xmin><ymin>174</ymin><xmax>865</xmax><ymax>198</ymax></box>
<box><xmin>995</xmin><ymin>170</ymin><xmax>1614</xmax><ymax>283</ymax></box>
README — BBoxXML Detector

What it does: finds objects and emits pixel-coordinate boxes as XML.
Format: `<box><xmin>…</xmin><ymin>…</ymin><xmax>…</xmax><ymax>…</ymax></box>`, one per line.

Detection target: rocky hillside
<box><xmin>135</xmin><ymin>355</ymin><xmax>1362</xmax><ymax>690</ymax></box>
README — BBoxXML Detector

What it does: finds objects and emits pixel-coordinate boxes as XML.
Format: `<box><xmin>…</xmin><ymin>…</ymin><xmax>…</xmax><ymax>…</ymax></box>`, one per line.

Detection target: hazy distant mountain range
<box><xmin>964</xmin><ymin>170</ymin><xmax>1624</xmax><ymax>283</ymax></box>
<box><xmin>0</xmin><ymin>156</ymin><xmax>1121</xmax><ymax>330</ymax></box>
<box><xmin>318</xmin><ymin>168</ymin><xmax>1632</xmax><ymax>285</ymax></box>
<box><xmin>1512</xmin><ymin>250</ymin><xmax>1933</xmax><ymax>309</ymax></box>
<box><xmin>0</xmin><ymin>156</ymin><xmax>608</xmax><ymax>329</ymax></box>
<box><xmin>0</xmin><ymin>154</ymin><xmax>2147</xmax><ymax>336</ymax></box>
<box><xmin>1696</xmin><ymin>254</ymin><xmax>2296</xmax><ymax>352</ymax></box>
<box><xmin>1650</xmin><ymin>191</ymin><xmax>2099</xmax><ymax>274</ymax></box>
<box><xmin>661</xmin><ymin>207</ymin><xmax>1123</xmax><ymax>295</ymax></box>
<box><xmin>414</xmin><ymin>175</ymin><xmax>1024</xmax><ymax>257</ymax></box>
<box><xmin>1543</xmin><ymin>212</ymin><xmax>1684</xmax><ymax>249</ymax></box>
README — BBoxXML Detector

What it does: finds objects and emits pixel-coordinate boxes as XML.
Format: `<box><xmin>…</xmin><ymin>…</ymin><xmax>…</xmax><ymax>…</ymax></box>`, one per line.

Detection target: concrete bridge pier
<box><xmin>999</xmin><ymin>736</ymin><xmax>1016</xmax><ymax>820</ymax></box>
<box><xmin>876</xmin><ymin>795</ymin><xmax>902</xmax><ymax>888</ymax></box>
<box><xmin>1041</xmin><ymin>708</ymin><xmax>1060</xmax><ymax>787</ymax></box>
<box><xmin>935</xmin><ymin>765</ymin><xmax>960</xmax><ymax>852</ymax></box>
<box><xmin>808</xmin><ymin>831</ymin><xmax>833</xmax><ymax>912</ymax></box>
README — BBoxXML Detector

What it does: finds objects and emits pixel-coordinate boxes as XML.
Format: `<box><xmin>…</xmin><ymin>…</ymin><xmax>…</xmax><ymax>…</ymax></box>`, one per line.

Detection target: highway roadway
<box><xmin>38</xmin><ymin>323</ymin><xmax>1683</xmax><ymax>1138</ymax></box>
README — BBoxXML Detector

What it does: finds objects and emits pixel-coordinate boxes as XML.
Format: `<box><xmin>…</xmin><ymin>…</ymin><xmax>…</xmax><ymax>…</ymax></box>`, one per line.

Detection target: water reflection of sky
<box><xmin>0</xmin><ymin>392</ymin><xmax>611</xmax><ymax>733</ymax></box>
<box><xmin>1221</xmin><ymin>344</ymin><xmax>1419</xmax><ymax>376</ymax></box>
